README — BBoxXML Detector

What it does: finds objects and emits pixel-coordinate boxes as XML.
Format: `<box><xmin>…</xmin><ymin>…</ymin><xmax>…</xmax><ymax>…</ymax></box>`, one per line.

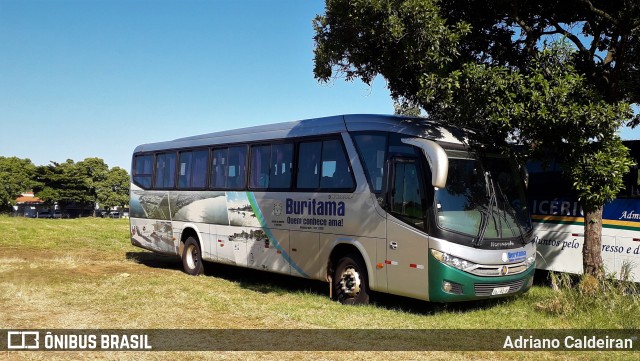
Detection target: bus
<box><xmin>528</xmin><ymin>140</ymin><xmax>640</xmax><ymax>282</ymax></box>
<box><xmin>129</xmin><ymin>114</ymin><xmax>536</xmax><ymax>304</ymax></box>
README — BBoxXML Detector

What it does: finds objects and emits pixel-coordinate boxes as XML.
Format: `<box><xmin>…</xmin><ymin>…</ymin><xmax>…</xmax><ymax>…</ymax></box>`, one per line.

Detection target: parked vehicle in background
<box><xmin>527</xmin><ymin>140</ymin><xmax>640</xmax><ymax>282</ymax></box>
<box><xmin>36</xmin><ymin>210</ymin><xmax>61</xmax><ymax>219</ymax></box>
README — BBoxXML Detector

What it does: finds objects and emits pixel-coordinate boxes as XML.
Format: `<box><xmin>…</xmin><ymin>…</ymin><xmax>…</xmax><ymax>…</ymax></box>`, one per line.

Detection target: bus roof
<box><xmin>132</xmin><ymin>114</ymin><xmax>469</xmax><ymax>153</ymax></box>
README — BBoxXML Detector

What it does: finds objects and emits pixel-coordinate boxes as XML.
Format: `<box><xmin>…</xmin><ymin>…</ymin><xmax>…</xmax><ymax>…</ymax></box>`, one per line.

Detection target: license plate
<box><xmin>491</xmin><ymin>286</ymin><xmax>510</xmax><ymax>295</ymax></box>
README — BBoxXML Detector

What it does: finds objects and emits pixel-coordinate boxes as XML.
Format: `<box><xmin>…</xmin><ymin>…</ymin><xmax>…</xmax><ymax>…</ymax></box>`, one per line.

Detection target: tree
<box><xmin>423</xmin><ymin>47</ymin><xmax>634</xmax><ymax>276</ymax></box>
<box><xmin>34</xmin><ymin>158</ymin><xmax>128</xmax><ymax>217</ymax></box>
<box><xmin>77</xmin><ymin>157</ymin><xmax>109</xmax><ymax>216</ymax></box>
<box><xmin>97</xmin><ymin>167</ymin><xmax>130</xmax><ymax>210</ymax></box>
<box><xmin>313</xmin><ymin>0</ymin><xmax>638</xmax><ymax>276</ymax></box>
<box><xmin>0</xmin><ymin>157</ymin><xmax>36</xmax><ymax>212</ymax></box>
<box><xmin>437</xmin><ymin>0</ymin><xmax>640</xmax><ymax>125</ymax></box>
<box><xmin>394</xmin><ymin>98</ymin><xmax>423</xmax><ymax>117</ymax></box>
<box><xmin>34</xmin><ymin>160</ymin><xmax>93</xmax><ymax>216</ymax></box>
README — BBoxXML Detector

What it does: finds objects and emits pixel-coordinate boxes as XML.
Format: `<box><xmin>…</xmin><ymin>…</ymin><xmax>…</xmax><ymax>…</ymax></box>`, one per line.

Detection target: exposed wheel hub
<box><xmin>340</xmin><ymin>266</ymin><xmax>361</xmax><ymax>297</ymax></box>
<box><xmin>186</xmin><ymin>244</ymin><xmax>198</xmax><ymax>270</ymax></box>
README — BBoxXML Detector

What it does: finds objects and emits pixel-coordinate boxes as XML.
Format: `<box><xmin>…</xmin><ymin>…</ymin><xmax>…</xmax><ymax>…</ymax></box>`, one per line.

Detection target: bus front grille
<box><xmin>467</xmin><ymin>263</ymin><xmax>528</xmax><ymax>277</ymax></box>
<box><xmin>474</xmin><ymin>279</ymin><xmax>525</xmax><ymax>296</ymax></box>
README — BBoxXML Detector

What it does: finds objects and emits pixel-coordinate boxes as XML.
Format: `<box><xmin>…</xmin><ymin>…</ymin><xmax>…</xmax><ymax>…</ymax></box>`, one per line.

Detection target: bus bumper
<box><xmin>428</xmin><ymin>252</ymin><xmax>535</xmax><ymax>302</ymax></box>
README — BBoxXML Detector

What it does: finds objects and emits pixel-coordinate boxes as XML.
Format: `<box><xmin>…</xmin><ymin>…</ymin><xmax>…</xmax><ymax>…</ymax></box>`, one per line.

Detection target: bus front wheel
<box><xmin>182</xmin><ymin>237</ymin><xmax>204</xmax><ymax>276</ymax></box>
<box><xmin>333</xmin><ymin>253</ymin><xmax>370</xmax><ymax>305</ymax></box>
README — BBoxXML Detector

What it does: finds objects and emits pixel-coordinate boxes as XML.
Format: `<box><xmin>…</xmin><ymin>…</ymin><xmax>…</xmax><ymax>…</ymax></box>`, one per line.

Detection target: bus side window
<box><xmin>191</xmin><ymin>150</ymin><xmax>209</xmax><ymax>189</ymax></box>
<box><xmin>178</xmin><ymin>151</ymin><xmax>193</xmax><ymax>189</ymax></box>
<box><xmin>133</xmin><ymin>154</ymin><xmax>153</xmax><ymax>189</ymax></box>
<box><xmin>296</xmin><ymin>139</ymin><xmax>354</xmax><ymax>190</ymax></box>
<box><xmin>227</xmin><ymin>146</ymin><xmax>247</xmax><ymax>189</ymax></box>
<box><xmin>352</xmin><ymin>134</ymin><xmax>387</xmax><ymax>193</ymax></box>
<box><xmin>179</xmin><ymin>150</ymin><xmax>209</xmax><ymax>189</ymax></box>
<box><xmin>211</xmin><ymin>148</ymin><xmax>228</xmax><ymax>189</ymax></box>
<box><xmin>250</xmin><ymin>145</ymin><xmax>271</xmax><ymax>189</ymax></box>
<box><xmin>390</xmin><ymin>159</ymin><xmax>426</xmax><ymax>230</ymax></box>
<box><xmin>270</xmin><ymin>143</ymin><xmax>293</xmax><ymax>189</ymax></box>
<box><xmin>154</xmin><ymin>153</ymin><xmax>177</xmax><ymax>189</ymax></box>
<box><xmin>296</xmin><ymin>141</ymin><xmax>322</xmax><ymax>189</ymax></box>
<box><xmin>319</xmin><ymin>139</ymin><xmax>353</xmax><ymax>189</ymax></box>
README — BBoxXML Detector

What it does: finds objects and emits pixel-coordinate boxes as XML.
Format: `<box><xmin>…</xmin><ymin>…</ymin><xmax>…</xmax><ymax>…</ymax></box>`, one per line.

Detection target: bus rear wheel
<box><xmin>333</xmin><ymin>253</ymin><xmax>370</xmax><ymax>305</ymax></box>
<box><xmin>182</xmin><ymin>237</ymin><xmax>204</xmax><ymax>276</ymax></box>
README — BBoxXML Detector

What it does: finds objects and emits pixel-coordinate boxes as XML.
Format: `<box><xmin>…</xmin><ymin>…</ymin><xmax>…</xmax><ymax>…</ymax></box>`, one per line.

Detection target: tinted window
<box><xmin>178</xmin><ymin>150</ymin><xmax>208</xmax><ymax>189</ymax></box>
<box><xmin>250</xmin><ymin>143</ymin><xmax>293</xmax><ymax>189</ymax></box>
<box><xmin>133</xmin><ymin>154</ymin><xmax>153</xmax><ymax>189</ymax></box>
<box><xmin>391</xmin><ymin>160</ymin><xmax>425</xmax><ymax>230</ymax></box>
<box><xmin>388</xmin><ymin>133</ymin><xmax>417</xmax><ymax>156</ymax></box>
<box><xmin>211</xmin><ymin>148</ymin><xmax>228</xmax><ymax>189</ymax></box>
<box><xmin>155</xmin><ymin>153</ymin><xmax>176</xmax><ymax>189</ymax></box>
<box><xmin>250</xmin><ymin>145</ymin><xmax>271</xmax><ymax>188</ymax></box>
<box><xmin>178</xmin><ymin>151</ymin><xmax>193</xmax><ymax>189</ymax></box>
<box><xmin>227</xmin><ymin>146</ymin><xmax>247</xmax><ymax>189</ymax></box>
<box><xmin>320</xmin><ymin>140</ymin><xmax>353</xmax><ymax>189</ymax></box>
<box><xmin>191</xmin><ymin>150</ymin><xmax>209</xmax><ymax>188</ymax></box>
<box><xmin>270</xmin><ymin>143</ymin><xmax>293</xmax><ymax>188</ymax></box>
<box><xmin>297</xmin><ymin>139</ymin><xmax>354</xmax><ymax>190</ymax></box>
<box><xmin>352</xmin><ymin>134</ymin><xmax>387</xmax><ymax>192</ymax></box>
<box><xmin>296</xmin><ymin>142</ymin><xmax>322</xmax><ymax>188</ymax></box>
<box><xmin>210</xmin><ymin>146</ymin><xmax>247</xmax><ymax>189</ymax></box>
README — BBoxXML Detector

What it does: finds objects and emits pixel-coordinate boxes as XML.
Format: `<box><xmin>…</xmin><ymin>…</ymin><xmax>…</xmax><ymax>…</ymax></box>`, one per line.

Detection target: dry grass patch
<box><xmin>0</xmin><ymin>216</ymin><xmax>636</xmax><ymax>360</ymax></box>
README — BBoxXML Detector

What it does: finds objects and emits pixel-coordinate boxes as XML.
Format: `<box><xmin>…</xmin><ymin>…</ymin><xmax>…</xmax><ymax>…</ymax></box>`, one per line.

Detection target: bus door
<box><xmin>385</xmin><ymin>157</ymin><xmax>430</xmax><ymax>300</ymax></box>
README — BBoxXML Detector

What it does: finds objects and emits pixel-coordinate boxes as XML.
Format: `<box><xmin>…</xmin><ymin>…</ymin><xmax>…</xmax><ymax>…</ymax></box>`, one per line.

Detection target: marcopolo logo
<box><xmin>285</xmin><ymin>198</ymin><xmax>345</xmax><ymax>217</ymax></box>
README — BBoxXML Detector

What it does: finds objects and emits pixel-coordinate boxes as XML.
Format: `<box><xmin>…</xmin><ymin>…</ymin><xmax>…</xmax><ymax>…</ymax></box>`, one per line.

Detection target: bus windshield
<box><xmin>435</xmin><ymin>150</ymin><xmax>531</xmax><ymax>244</ymax></box>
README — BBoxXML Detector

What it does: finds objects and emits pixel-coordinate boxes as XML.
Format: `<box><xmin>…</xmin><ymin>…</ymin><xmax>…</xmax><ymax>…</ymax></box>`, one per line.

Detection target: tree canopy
<box><xmin>97</xmin><ymin>167</ymin><xmax>131</xmax><ymax>210</ymax></box>
<box><xmin>313</xmin><ymin>0</ymin><xmax>639</xmax><ymax>276</ymax></box>
<box><xmin>0</xmin><ymin>157</ymin><xmax>132</xmax><ymax>216</ymax></box>
<box><xmin>439</xmin><ymin>0</ymin><xmax>640</xmax><ymax>125</ymax></box>
<box><xmin>33</xmin><ymin>158</ymin><xmax>131</xmax><ymax>215</ymax></box>
<box><xmin>0</xmin><ymin>157</ymin><xmax>37</xmax><ymax>212</ymax></box>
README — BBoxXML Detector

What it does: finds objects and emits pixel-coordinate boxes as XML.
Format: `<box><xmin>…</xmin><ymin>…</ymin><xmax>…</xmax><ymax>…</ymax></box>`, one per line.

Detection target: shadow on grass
<box><xmin>125</xmin><ymin>250</ymin><xmax>327</xmax><ymax>296</ymax></box>
<box><xmin>125</xmin><ymin>251</ymin><xmax>182</xmax><ymax>271</ymax></box>
<box><xmin>371</xmin><ymin>290</ymin><xmax>522</xmax><ymax>316</ymax></box>
<box><xmin>126</xmin><ymin>250</ymin><xmax>525</xmax><ymax>316</ymax></box>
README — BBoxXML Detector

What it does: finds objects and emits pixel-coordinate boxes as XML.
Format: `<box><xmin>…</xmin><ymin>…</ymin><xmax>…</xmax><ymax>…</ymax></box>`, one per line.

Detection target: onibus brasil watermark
<box><xmin>6</xmin><ymin>331</ymin><xmax>151</xmax><ymax>350</ymax></box>
<box><xmin>3</xmin><ymin>329</ymin><xmax>639</xmax><ymax>351</ymax></box>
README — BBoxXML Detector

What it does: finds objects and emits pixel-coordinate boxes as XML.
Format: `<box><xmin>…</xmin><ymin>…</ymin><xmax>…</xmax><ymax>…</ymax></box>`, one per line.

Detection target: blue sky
<box><xmin>1</xmin><ymin>0</ymin><xmax>638</xmax><ymax>171</ymax></box>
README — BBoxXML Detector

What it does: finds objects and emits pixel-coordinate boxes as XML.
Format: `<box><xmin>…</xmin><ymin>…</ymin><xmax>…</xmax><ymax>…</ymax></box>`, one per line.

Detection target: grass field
<box><xmin>0</xmin><ymin>216</ymin><xmax>638</xmax><ymax>360</ymax></box>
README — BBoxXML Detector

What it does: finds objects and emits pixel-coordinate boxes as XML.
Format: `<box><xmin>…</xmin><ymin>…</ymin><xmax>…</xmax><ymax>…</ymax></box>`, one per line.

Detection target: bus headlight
<box><xmin>431</xmin><ymin>249</ymin><xmax>476</xmax><ymax>272</ymax></box>
<box><xmin>525</xmin><ymin>256</ymin><xmax>536</xmax><ymax>267</ymax></box>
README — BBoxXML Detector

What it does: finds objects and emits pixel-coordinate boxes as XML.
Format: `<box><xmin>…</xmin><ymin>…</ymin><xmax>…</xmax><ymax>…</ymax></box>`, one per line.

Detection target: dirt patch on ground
<box><xmin>1</xmin><ymin>247</ymin><xmax>177</xmax><ymax>277</ymax></box>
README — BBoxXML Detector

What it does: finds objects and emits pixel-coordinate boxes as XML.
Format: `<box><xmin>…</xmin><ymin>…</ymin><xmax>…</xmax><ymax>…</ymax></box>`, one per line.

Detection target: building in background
<box><xmin>13</xmin><ymin>192</ymin><xmax>46</xmax><ymax>217</ymax></box>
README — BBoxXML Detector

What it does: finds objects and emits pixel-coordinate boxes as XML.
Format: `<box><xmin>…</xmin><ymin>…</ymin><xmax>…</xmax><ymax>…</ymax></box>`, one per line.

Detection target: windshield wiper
<box><xmin>474</xmin><ymin>172</ymin><xmax>499</xmax><ymax>246</ymax></box>
<box><xmin>474</xmin><ymin>207</ymin><xmax>489</xmax><ymax>246</ymax></box>
<box><xmin>495</xmin><ymin>182</ymin><xmax>528</xmax><ymax>245</ymax></box>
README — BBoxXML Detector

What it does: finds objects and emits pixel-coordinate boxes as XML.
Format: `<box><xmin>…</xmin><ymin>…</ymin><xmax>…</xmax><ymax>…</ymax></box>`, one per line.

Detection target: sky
<box><xmin>1</xmin><ymin>0</ymin><xmax>639</xmax><ymax>171</ymax></box>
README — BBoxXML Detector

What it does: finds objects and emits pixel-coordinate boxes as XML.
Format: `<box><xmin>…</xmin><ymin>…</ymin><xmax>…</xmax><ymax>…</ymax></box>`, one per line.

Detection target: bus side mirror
<box><xmin>401</xmin><ymin>138</ymin><xmax>448</xmax><ymax>188</ymax></box>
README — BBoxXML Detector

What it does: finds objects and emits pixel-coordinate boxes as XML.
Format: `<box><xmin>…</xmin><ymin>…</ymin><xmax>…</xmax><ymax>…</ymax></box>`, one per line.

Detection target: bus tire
<box><xmin>333</xmin><ymin>253</ymin><xmax>370</xmax><ymax>305</ymax></box>
<box><xmin>182</xmin><ymin>236</ymin><xmax>204</xmax><ymax>276</ymax></box>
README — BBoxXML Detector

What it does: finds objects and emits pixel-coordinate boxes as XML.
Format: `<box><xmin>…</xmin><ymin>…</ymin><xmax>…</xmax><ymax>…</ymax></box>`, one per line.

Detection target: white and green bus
<box><xmin>129</xmin><ymin>114</ymin><xmax>536</xmax><ymax>304</ymax></box>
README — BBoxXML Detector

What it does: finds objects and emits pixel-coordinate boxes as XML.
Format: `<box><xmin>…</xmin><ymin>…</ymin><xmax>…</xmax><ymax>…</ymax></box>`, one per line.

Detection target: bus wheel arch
<box><xmin>328</xmin><ymin>244</ymin><xmax>371</xmax><ymax>305</ymax></box>
<box><xmin>181</xmin><ymin>228</ymin><xmax>204</xmax><ymax>276</ymax></box>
